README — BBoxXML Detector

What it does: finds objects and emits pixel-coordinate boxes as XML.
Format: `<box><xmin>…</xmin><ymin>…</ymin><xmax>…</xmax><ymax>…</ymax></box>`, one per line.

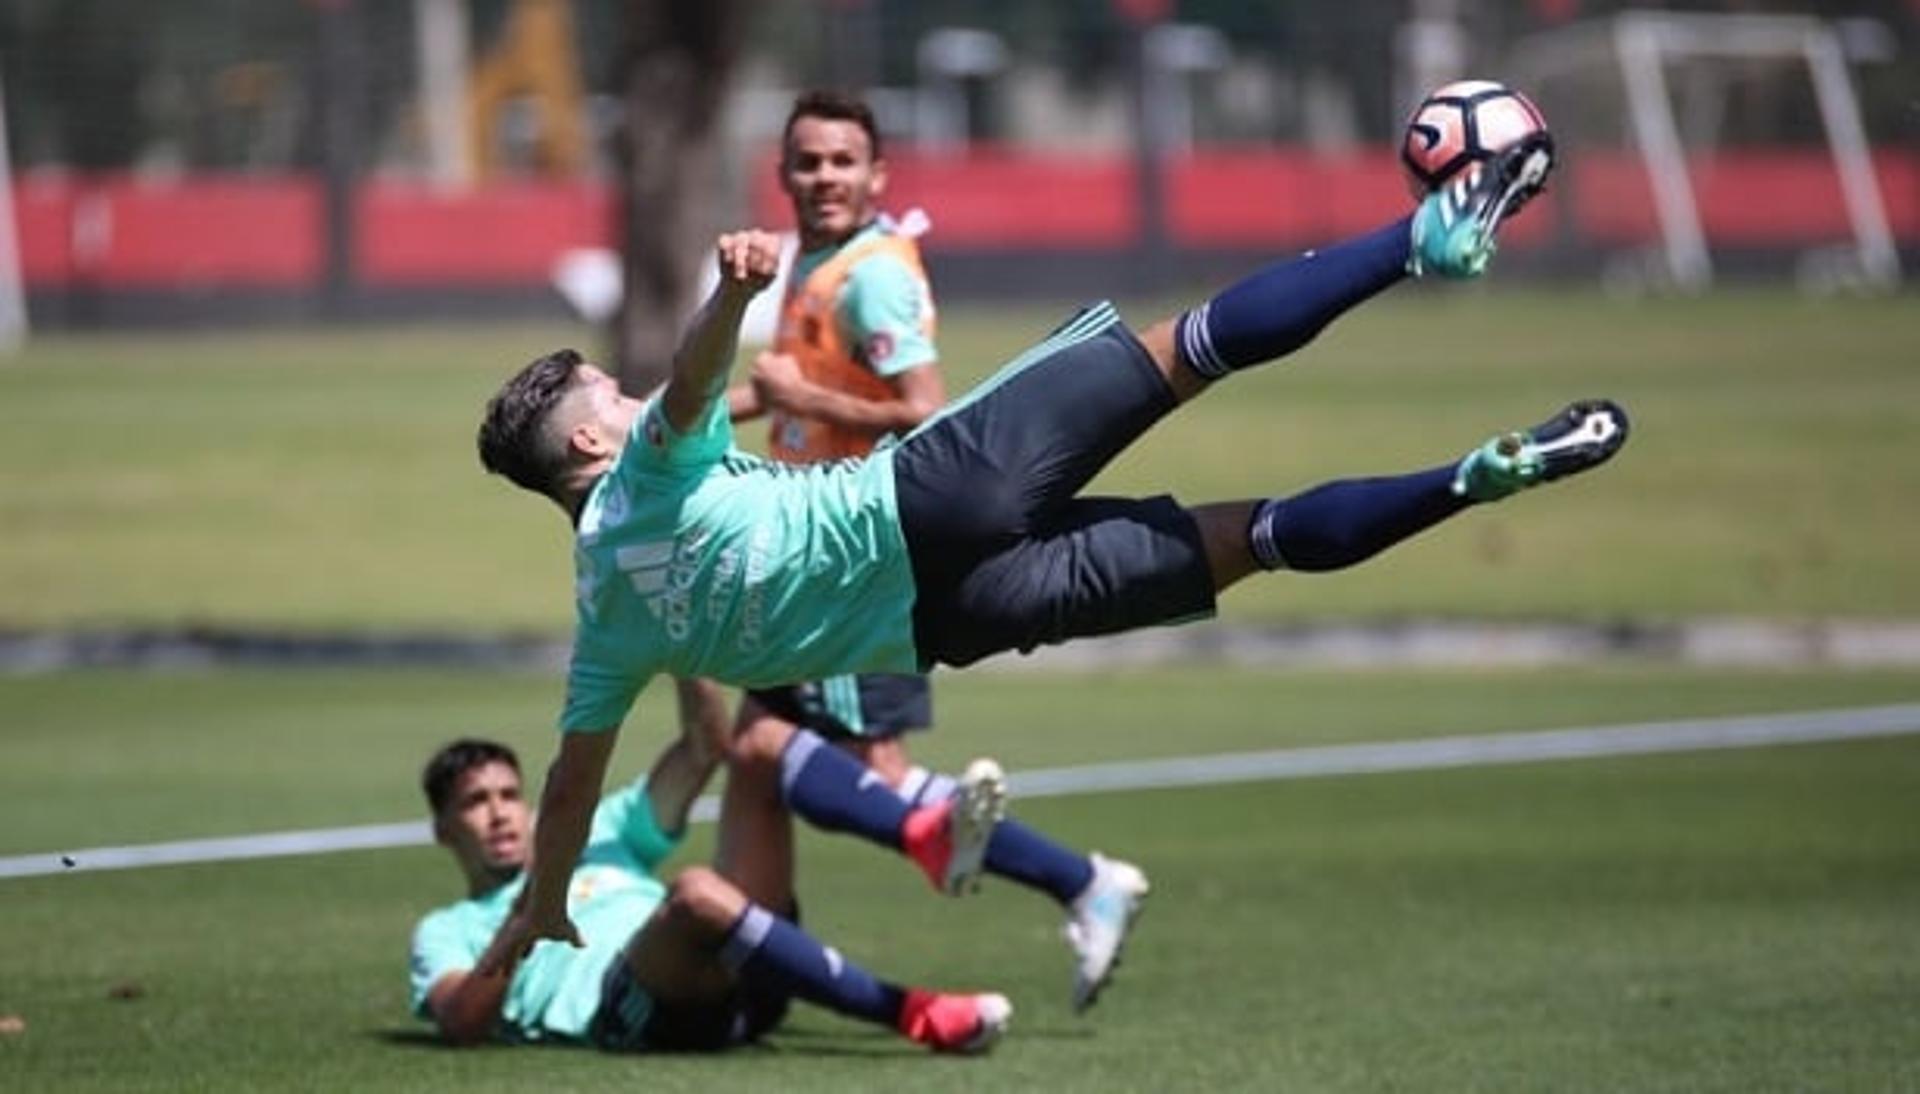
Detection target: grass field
<box><xmin>2</xmin><ymin>290</ymin><xmax>1917</xmax><ymax>629</ymax></box>
<box><xmin>3</xmin><ymin>665</ymin><xmax>1918</xmax><ymax>1090</ymax></box>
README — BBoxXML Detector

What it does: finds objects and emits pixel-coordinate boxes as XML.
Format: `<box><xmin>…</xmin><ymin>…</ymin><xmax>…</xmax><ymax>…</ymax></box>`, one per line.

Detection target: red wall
<box><xmin>11</xmin><ymin>149</ymin><xmax>1918</xmax><ymax>291</ymax></box>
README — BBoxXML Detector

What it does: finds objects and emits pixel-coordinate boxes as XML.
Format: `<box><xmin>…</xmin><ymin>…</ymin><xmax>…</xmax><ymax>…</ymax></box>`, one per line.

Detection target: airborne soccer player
<box><xmin>476</xmin><ymin>133</ymin><xmax>1630</xmax><ymax>959</ymax></box>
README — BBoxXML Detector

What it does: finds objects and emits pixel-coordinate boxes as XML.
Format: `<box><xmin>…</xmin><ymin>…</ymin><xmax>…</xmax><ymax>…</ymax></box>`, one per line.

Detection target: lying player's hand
<box><xmin>750</xmin><ymin>351</ymin><xmax>806</xmax><ymax>410</ymax></box>
<box><xmin>715</xmin><ymin>230</ymin><xmax>781</xmax><ymax>295</ymax></box>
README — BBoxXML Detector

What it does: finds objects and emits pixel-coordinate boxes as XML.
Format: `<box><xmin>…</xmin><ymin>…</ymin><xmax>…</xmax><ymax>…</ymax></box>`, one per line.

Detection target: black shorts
<box><xmin>892</xmin><ymin>303</ymin><xmax>1218</xmax><ymax>668</ymax></box>
<box><xmin>746</xmin><ymin>673</ymin><xmax>932</xmax><ymax>740</ymax></box>
<box><xmin>589</xmin><ymin>953</ymin><xmax>790</xmax><ymax>1054</ymax></box>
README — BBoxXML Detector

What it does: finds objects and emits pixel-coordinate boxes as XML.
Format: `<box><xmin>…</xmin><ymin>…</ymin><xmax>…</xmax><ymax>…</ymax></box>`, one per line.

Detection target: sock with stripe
<box><xmin>778</xmin><ymin>729</ymin><xmax>913</xmax><ymax>849</ymax></box>
<box><xmin>722</xmin><ymin>904</ymin><xmax>905</xmax><ymax>1026</ymax></box>
<box><xmin>1248</xmin><ymin>464</ymin><xmax>1470</xmax><ymax>571</ymax></box>
<box><xmin>1175</xmin><ymin>217</ymin><xmax>1412</xmax><ymax>380</ymax></box>
<box><xmin>779</xmin><ymin>731</ymin><xmax>954</xmax><ymax>886</ymax></box>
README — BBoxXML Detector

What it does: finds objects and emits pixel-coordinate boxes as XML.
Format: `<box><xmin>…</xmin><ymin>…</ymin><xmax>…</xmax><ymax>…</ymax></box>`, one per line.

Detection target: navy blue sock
<box><xmin>778</xmin><ymin>729</ymin><xmax>908</xmax><ymax>849</ymax></box>
<box><xmin>1176</xmin><ymin>217</ymin><xmax>1412</xmax><ymax>379</ymax></box>
<box><xmin>722</xmin><ymin>904</ymin><xmax>904</xmax><ymax>1026</ymax></box>
<box><xmin>1250</xmin><ymin>464</ymin><xmax>1469</xmax><ymax>571</ymax></box>
<box><xmin>985</xmin><ymin>820</ymin><xmax>1096</xmax><ymax>906</ymax></box>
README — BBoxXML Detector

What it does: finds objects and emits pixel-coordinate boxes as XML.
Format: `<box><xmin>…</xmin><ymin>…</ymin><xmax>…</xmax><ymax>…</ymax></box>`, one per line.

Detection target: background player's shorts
<box><xmin>745</xmin><ymin>673</ymin><xmax>932</xmax><ymax>740</ymax></box>
<box><xmin>893</xmin><ymin>303</ymin><xmax>1217</xmax><ymax>668</ymax></box>
<box><xmin>589</xmin><ymin>955</ymin><xmax>790</xmax><ymax>1053</ymax></box>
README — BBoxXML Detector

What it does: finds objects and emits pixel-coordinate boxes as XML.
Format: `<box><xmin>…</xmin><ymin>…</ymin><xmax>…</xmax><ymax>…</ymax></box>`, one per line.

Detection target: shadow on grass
<box><xmin>367</xmin><ymin>1019</ymin><xmax>1094</xmax><ymax>1057</ymax></box>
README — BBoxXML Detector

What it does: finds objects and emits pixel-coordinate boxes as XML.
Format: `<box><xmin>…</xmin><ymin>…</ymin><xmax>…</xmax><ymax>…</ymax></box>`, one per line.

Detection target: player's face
<box><xmin>572</xmin><ymin>364</ymin><xmax>643</xmax><ymax>452</ymax></box>
<box><xmin>439</xmin><ymin>761</ymin><xmax>530</xmax><ymax>877</ymax></box>
<box><xmin>781</xmin><ymin>116</ymin><xmax>887</xmax><ymax>248</ymax></box>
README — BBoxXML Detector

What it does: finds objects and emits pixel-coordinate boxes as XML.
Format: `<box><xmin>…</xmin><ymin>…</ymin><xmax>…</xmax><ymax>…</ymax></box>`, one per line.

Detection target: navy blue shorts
<box><xmin>892</xmin><ymin>303</ymin><xmax>1218</xmax><ymax>668</ymax></box>
<box><xmin>745</xmin><ymin>673</ymin><xmax>933</xmax><ymax>740</ymax></box>
<box><xmin>590</xmin><ymin>952</ymin><xmax>790</xmax><ymax>1053</ymax></box>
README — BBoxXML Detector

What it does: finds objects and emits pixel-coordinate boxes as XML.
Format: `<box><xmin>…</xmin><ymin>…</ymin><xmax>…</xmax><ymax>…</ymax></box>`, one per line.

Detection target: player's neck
<box><xmin>465</xmin><ymin>862</ymin><xmax>522</xmax><ymax>899</ymax></box>
<box><xmin>560</xmin><ymin>465</ymin><xmax>613</xmax><ymax>528</ymax></box>
<box><xmin>801</xmin><ymin>218</ymin><xmax>876</xmax><ymax>255</ymax></box>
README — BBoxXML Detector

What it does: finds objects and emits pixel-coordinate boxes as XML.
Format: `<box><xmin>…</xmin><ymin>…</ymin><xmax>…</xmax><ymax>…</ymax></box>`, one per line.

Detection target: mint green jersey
<box><xmin>408</xmin><ymin>782</ymin><xmax>682</xmax><ymax>1042</ymax></box>
<box><xmin>560</xmin><ymin>393</ymin><xmax>921</xmax><ymax>733</ymax></box>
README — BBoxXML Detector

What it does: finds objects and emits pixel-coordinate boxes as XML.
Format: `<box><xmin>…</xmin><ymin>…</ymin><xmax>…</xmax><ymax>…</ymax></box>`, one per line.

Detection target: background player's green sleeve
<box><xmin>843</xmin><ymin>253</ymin><xmax>937</xmax><ymax>377</ymax></box>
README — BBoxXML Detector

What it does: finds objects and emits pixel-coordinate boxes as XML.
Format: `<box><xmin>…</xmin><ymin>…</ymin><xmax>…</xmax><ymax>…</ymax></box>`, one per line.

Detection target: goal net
<box><xmin>1510</xmin><ymin>10</ymin><xmax>1901</xmax><ymax>293</ymax></box>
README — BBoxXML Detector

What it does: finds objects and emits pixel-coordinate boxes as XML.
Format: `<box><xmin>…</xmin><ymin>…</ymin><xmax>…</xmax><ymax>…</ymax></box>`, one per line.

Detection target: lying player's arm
<box><xmin>751</xmin><ymin>354</ymin><xmax>945</xmax><ymax>435</ymax></box>
<box><xmin>423</xmin><ymin>925</ymin><xmax>528</xmax><ymax>1046</ymax></box>
<box><xmin>660</xmin><ymin>230</ymin><xmax>781</xmax><ymax>435</ymax></box>
<box><xmin>644</xmin><ymin>678</ymin><xmax>732</xmax><ymax>832</ymax></box>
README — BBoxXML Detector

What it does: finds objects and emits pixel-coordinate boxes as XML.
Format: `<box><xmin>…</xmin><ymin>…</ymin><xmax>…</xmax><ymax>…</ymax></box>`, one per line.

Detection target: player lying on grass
<box><xmin>413</xmin><ymin>678</ymin><xmax>1023</xmax><ymax>1053</ymax></box>
<box><xmin>475</xmin><ymin>134</ymin><xmax>1631</xmax><ymax>960</ymax></box>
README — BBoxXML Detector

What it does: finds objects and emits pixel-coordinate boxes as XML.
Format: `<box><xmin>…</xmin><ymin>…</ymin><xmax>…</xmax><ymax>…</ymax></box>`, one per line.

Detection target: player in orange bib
<box><xmin>727</xmin><ymin>91</ymin><xmax>1149</xmax><ymax>1013</ymax></box>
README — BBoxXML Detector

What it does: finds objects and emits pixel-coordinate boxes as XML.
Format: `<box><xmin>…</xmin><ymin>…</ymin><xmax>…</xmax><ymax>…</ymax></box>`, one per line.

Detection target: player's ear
<box><xmin>869</xmin><ymin>156</ymin><xmax>889</xmax><ymax>198</ymax></box>
<box><xmin>431</xmin><ymin>815</ymin><xmax>452</xmax><ymax>847</ymax></box>
<box><xmin>569</xmin><ymin>419</ymin><xmax>611</xmax><ymax>460</ymax></box>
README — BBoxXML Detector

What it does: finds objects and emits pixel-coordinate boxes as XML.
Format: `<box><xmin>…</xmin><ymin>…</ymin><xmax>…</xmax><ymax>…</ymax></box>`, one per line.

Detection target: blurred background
<box><xmin>1</xmin><ymin>0</ymin><xmax>1917</xmax><ymax>648</ymax></box>
<box><xmin>1</xmin><ymin>0</ymin><xmax>1915</xmax><ymax>340</ymax></box>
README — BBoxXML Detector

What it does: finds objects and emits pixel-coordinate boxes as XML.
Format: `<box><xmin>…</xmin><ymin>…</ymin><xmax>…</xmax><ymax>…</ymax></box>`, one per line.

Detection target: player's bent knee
<box><xmin>666</xmin><ymin>867</ymin><xmax>746</xmax><ymax>930</ymax></box>
<box><xmin>729</xmin><ymin>714</ymin><xmax>794</xmax><ymax>766</ymax></box>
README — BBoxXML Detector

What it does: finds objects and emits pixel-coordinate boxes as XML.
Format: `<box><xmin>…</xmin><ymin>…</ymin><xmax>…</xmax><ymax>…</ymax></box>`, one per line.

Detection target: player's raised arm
<box><xmin>660</xmin><ymin>230</ymin><xmax>781</xmax><ymax>435</ymax></box>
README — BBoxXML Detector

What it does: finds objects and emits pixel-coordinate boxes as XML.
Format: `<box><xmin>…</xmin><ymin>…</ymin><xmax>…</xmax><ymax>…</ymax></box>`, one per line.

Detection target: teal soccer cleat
<box><xmin>1409</xmin><ymin>132</ymin><xmax>1555</xmax><ymax>279</ymax></box>
<box><xmin>1452</xmin><ymin>399</ymin><xmax>1631</xmax><ymax>501</ymax></box>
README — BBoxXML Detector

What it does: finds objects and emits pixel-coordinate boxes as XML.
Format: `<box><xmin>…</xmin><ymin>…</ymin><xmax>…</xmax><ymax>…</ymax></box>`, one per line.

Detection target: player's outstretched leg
<box><xmin>1163</xmin><ymin>133</ymin><xmax>1555</xmax><ymax>393</ymax></box>
<box><xmin>1235</xmin><ymin>397</ymin><xmax>1628</xmax><ymax>576</ymax></box>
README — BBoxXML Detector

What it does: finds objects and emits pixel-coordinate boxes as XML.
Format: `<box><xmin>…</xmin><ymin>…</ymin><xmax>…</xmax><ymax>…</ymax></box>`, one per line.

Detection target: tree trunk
<box><xmin>614</xmin><ymin>0</ymin><xmax>749</xmax><ymax>392</ymax></box>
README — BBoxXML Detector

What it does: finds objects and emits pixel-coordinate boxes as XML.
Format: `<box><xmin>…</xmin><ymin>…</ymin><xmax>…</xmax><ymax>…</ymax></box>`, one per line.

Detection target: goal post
<box><xmin>1511</xmin><ymin>10</ymin><xmax>1902</xmax><ymax>293</ymax></box>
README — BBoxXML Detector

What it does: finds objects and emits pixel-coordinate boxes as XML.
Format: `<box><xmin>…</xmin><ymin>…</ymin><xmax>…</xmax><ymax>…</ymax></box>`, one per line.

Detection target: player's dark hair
<box><xmin>477</xmin><ymin>348</ymin><xmax>584</xmax><ymax>500</ymax></box>
<box><xmin>784</xmin><ymin>88</ymin><xmax>883</xmax><ymax>161</ymax></box>
<box><xmin>422</xmin><ymin>738</ymin><xmax>521</xmax><ymax>816</ymax></box>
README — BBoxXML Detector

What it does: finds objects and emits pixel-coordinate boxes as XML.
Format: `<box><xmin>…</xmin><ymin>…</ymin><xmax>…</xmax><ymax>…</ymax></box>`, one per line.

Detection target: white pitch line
<box><xmin>5</xmin><ymin>702</ymin><xmax>1917</xmax><ymax>881</ymax></box>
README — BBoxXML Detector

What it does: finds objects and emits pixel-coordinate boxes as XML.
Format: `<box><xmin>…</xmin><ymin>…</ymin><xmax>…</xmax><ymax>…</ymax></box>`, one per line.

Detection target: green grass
<box><xmin>6</xmin><ymin>664</ymin><xmax>1920</xmax><ymax>854</ymax></box>
<box><xmin>2</xmin><ymin>665</ymin><xmax>1918</xmax><ymax>1090</ymax></box>
<box><xmin>3</xmin><ymin>290</ymin><xmax>1918</xmax><ymax>629</ymax></box>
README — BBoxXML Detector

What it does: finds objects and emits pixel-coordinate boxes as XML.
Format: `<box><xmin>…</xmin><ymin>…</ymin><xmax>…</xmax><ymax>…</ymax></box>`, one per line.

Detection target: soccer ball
<box><xmin>1400</xmin><ymin>80</ymin><xmax>1548</xmax><ymax>197</ymax></box>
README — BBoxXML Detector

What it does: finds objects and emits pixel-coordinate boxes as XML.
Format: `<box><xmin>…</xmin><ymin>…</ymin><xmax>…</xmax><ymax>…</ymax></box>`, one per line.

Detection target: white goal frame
<box><xmin>1512</xmin><ymin>10</ymin><xmax>1901</xmax><ymax>292</ymax></box>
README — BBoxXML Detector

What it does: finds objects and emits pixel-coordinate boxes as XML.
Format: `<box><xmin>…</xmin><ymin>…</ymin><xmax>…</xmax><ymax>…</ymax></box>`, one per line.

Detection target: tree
<box><xmin>614</xmin><ymin>0</ymin><xmax>751</xmax><ymax>392</ymax></box>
